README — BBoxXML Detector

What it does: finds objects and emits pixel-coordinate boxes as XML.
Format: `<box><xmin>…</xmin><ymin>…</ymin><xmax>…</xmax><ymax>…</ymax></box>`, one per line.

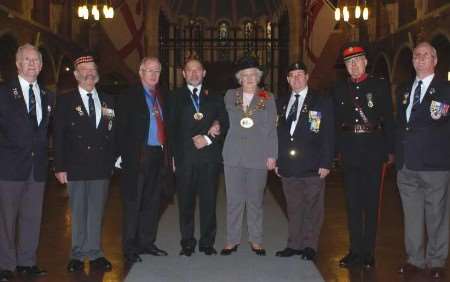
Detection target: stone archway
<box><xmin>38</xmin><ymin>46</ymin><xmax>56</xmax><ymax>89</ymax></box>
<box><xmin>392</xmin><ymin>46</ymin><xmax>414</xmax><ymax>84</ymax></box>
<box><xmin>431</xmin><ymin>34</ymin><xmax>450</xmax><ymax>81</ymax></box>
<box><xmin>56</xmin><ymin>55</ymin><xmax>76</xmax><ymax>94</ymax></box>
<box><xmin>0</xmin><ymin>33</ymin><xmax>19</xmax><ymax>82</ymax></box>
<box><xmin>372</xmin><ymin>53</ymin><xmax>391</xmax><ymax>81</ymax></box>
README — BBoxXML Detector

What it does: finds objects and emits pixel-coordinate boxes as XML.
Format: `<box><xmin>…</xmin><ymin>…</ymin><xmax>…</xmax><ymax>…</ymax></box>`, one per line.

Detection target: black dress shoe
<box><xmin>301</xmin><ymin>247</ymin><xmax>316</xmax><ymax>261</ymax></box>
<box><xmin>275</xmin><ymin>248</ymin><xmax>303</xmax><ymax>257</ymax></box>
<box><xmin>140</xmin><ymin>245</ymin><xmax>168</xmax><ymax>256</ymax></box>
<box><xmin>363</xmin><ymin>255</ymin><xmax>375</xmax><ymax>269</ymax></box>
<box><xmin>90</xmin><ymin>257</ymin><xmax>112</xmax><ymax>271</ymax></box>
<box><xmin>0</xmin><ymin>270</ymin><xmax>13</xmax><ymax>282</ymax></box>
<box><xmin>251</xmin><ymin>246</ymin><xmax>266</xmax><ymax>256</ymax></box>
<box><xmin>398</xmin><ymin>263</ymin><xmax>422</xmax><ymax>274</ymax></box>
<box><xmin>179</xmin><ymin>246</ymin><xmax>195</xmax><ymax>256</ymax></box>
<box><xmin>220</xmin><ymin>245</ymin><xmax>238</xmax><ymax>255</ymax></box>
<box><xmin>16</xmin><ymin>265</ymin><xmax>47</xmax><ymax>276</ymax></box>
<box><xmin>124</xmin><ymin>253</ymin><xmax>142</xmax><ymax>264</ymax></box>
<box><xmin>339</xmin><ymin>252</ymin><xmax>362</xmax><ymax>267</ymax></box>
<box><xmin>67</xmin><ymin>259</ymin><xmax>84</xmax><ymax>272</ymax></box>
<box><xmin>199</xmin><ymin>246</ymin><xmax>217</xmax><ymax>255</ymax></box>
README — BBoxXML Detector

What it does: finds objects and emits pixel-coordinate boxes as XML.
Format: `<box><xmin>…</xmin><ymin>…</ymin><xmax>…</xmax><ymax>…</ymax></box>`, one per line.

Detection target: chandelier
<box><xmin>334</xmin><ymin>1</ymin><xmax>369</xmax><ymax>22</ymax></box>
<box><xmin>77</xmin><ymin>0</ymin><xmax>114</xmax><ymax>20</ymax></box>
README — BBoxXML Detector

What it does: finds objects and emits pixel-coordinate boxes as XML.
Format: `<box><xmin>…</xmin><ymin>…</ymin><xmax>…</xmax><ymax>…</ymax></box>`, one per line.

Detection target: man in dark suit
<box><xmin>331</xmin><ymin>43</ymin><xmax>395</xmax><ymax>269</ymax></box>
<box><xmin>275</xmin><ymin>62</ymin><xmax>334</xmax><ymax>261</ymax></box>
<box><xmin>168</xmin><ymin>58</ymin><xmax>228</xmax><ymax>256</ymax></box>
<box><xmin>0</xmin><ymin>44</ymin><xmax>54</xmax><ymax>281</ymax></box>
<box><xmin>116</xmin><ymin>57</ymin><xmax>171</xmax><ymax>264</ymax></box>
<box><xmin>54</xmin><ymin>54</ymin><xmax>115</xmax><ymax>273</ymax></box>
<box><xmin>396</xmin><ymin>42</ymin><xmax>450</xmax><ymax>280</ymax></box>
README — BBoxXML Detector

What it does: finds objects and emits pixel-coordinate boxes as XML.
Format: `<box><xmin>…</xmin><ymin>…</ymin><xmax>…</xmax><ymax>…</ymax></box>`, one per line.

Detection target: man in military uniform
<box><xmin>331</xmin><ymin>43</ymin><xmax>394</xmax><ymax>269</ymax></box>
<box><xmin>275</xmin><ymin>62</ymin><xmax>334</xmax><ymax>261</ymax></box>
<box><xmin>396</xmin><ymin>42</ymin><xmax>450</xmax><ymax>279</ymax></box>
<box><xmin>54</xmin><ymin>54</ymin><xmax>115</xmax><ymax>273</ymax></box>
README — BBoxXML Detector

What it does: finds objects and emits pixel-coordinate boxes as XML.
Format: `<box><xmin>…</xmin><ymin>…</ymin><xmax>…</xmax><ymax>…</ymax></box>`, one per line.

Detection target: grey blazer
<box><xmin>222</xmin><ymin>88</ymin><xmax>278</xmax><ymax>169</ymax></box>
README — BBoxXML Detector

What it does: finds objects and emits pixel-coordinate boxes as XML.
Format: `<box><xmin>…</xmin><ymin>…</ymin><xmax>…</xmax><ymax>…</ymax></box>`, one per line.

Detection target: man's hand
<box><xmin>208</xmin><ymin>120</ymin><xmax>221</xmax><ymax>138</ymax></box>
<box><xmin>192</xmin><ymin>135</ymin><xmax>208</xmax><ymax>149</ymax></box>
<box><xmin>55</xmin><ymin>172</ymin><xmax>68</xmax><ymax>184</ymax></box>
<box><xmin>274</xmin><ymin>167</ymin><xmax>281</xmax><ymax>177</ymax></box>
<box><xmin>318</xmin><ymin>168</ymin><xmax>330</xmax><ymax>179</ymax></box>
<box><xmin>266</xmin><ymin>158</ymin><xmax>276</xmax><ymax>170</ymax></box>
<box><xmin>172</xmin><ymin>157</ymin><xmax>176</xmax><ymax>172</ymax></box>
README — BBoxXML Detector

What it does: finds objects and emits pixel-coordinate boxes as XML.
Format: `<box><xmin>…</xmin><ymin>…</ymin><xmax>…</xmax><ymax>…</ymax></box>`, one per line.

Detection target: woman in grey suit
<box><xmin>220</xmin><ymin>56</ymin><xmax>278</xmax><ymax>256</ymax></box>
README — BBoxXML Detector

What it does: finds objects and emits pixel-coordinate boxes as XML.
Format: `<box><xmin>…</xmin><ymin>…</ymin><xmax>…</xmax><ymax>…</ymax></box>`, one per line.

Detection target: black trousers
<box><xmin>122</xmin><ymin>146</ymin><xmax>163</xmax><ymax>255</ymax></box>
<box><xmin>176</xmin><ymin>162</ymin><xmax>220</xmax><ymax>249</ymax></box>
<box><xmin>342</xmin><ymin>162</ymin><xmax>382</xmax><ymax>256</ymax></box>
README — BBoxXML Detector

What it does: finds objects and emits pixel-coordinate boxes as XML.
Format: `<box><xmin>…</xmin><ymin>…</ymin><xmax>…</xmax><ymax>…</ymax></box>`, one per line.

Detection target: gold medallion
<box><xmin>240</xmin><ymin>117</ymin><xmax>254</xmax><ymax>128</ymax></box>
<box><xmin>193</xmin><ymin>112</ymin><xmax>204</xmax><ymax>120</ymax></box>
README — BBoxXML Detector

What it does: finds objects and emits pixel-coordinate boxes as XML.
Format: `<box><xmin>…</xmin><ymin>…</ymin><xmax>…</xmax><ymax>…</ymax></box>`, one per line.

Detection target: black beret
<box><xmin>287</xmin><ymin>61</ymin><xmax>308</xmax><ymax>73</ymax></box>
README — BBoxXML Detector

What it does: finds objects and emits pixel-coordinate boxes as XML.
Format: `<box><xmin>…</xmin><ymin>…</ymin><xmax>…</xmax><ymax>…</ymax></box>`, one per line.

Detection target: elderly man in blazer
<box><xmin>54</xmin><ymin>54</ymin><xmax>115</xmax><ymax>273</ymax></box>
<box><xmin>275</xmin><ymin>62</ymin><xmax>334</xmax><ymax>261</ymax></box>
<box><xmin>396</xmin><ymin>42</ymin><xmax>450</xmax><ymax>280</ymax></box>
<box><xmin>116</xmin><ymin>57</ymin><xmax>172</xmax><ymax>264</ymax></box>
<box><xmin>0</xmin><ymin>44</ymin><xmax>54</xmax><ymax>282</ymax></box>
<box><xmin>168</xmin><ymin>58</ymin><xmax>228</xmax><ymax>256</ymax></box>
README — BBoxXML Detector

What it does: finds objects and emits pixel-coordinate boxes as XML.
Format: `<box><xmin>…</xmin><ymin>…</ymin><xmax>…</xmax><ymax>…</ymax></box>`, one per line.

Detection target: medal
<box><xmin>108</xmin><ymin>120</ymin><xmax>113</xmax><ymax>131</ymax></box>
<box><xmin>366</xmin><ymin>93</ymin><xmax>374</xmax><ymax>108</ymax></box>
<box><xmin>240</xmin><ymin>117</ymin><xmax>254</xmax><ymax>128</ymax></box>
<box><xmin>430</xmin><ymin>100</ymin><xmax>443</xmax><ymax>120</ymax></box>
<box><xmin>193</xmin><ymin>112</ymin><xmax>204</xmax><ymax>120</ymax></box>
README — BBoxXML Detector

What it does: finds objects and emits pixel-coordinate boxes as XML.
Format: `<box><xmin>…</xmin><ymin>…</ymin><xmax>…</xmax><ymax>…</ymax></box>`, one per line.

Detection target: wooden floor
<box><xmin>7</xmin><ymin>167</ymin><xmax>449</xmax><ymax>282</ymax></box>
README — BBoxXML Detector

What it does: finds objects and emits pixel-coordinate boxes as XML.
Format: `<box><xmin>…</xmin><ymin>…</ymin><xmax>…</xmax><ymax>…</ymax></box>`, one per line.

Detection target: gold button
<box><xmin>289</xmin><ymin>149</ymin><xmax>297</xmax><ymax>156</ymax></box>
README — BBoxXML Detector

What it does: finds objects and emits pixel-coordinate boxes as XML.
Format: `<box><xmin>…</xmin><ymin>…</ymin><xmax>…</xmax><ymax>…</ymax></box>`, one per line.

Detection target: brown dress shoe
<box><xmin>398</xmin><ymin>263</ymin><xmax>422</xmax><ymax>274</ymax></box>
<box><xmin>430</xmin><ymin>267</ymin><xmax>445</xmax><ymax>280</ymax></box>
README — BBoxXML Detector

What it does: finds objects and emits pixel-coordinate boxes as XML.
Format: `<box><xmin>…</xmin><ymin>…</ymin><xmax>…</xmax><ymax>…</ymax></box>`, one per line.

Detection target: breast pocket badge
<box><xmin>308</xmin><ymin>111</ymin><xmax>321</xmax><ymax>133</ymax></box>
<box><xmin>430</xmin><ymin>100</ymin><xmax>449</xmax><ymax>120</ymax></box>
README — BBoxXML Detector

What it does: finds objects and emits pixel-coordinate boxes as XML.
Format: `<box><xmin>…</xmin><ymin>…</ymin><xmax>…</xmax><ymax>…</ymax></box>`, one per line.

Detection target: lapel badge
<box><xmin>75</xmin><ymin>105</ymin><xmax>84</xmax><ymax>116</ymax></box>
<box><xmin>429</xmin><ymin>87</ymin><xmax>436</xmax><ymax>95</ymax></box>
<box><xmin>47</xmin><ymin>105</ymin><xmax>52</xmax><ymax>112</ymax></box>
<box><xmin>402</xmin><ymin>92</ymin><xmax>409</xmax><ymax>105</ymax></box>
<box><xmin>366</xmin><ymin>93</ymin><xmax>374</xmax><ymax>108</ymax></box>
<box><xmin>12</xmin><ymin>88</ymin><xmax>20</xmax><ymax>100</ymax></box>
<box><xmin>302</xmin><ymin>104</ymin><xmax>308</xmax><ymax>113</ymax></box>
<box><xmin>108</xmin><ymin>120</ymin><xmax>113</xmax><ymax>131</ymax></box>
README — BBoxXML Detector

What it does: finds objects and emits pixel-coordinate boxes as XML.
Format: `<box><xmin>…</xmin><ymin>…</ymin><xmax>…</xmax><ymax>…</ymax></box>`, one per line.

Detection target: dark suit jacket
<box><xmin>332</xmin><ymin>76</ymin><xmax>395</xmax><ymax>167</ymax></box>
<box><xmin>276</xmin><ymin>89</ymin><xmax>335</xmax><ymax>177</ymax></box>
<box><xmin>0</xmin><ymin>78</ymin><xmax>54</xmax><ymax>182</ymax></box>
<box><xmin>167</xmin><ymin>86</ymin><xmax>228</xmax><ymax>167</ymax></box>
<box><xmin>53</xmin><ymin>89</ymin><xmax>115</xmax><ymax>180</ymax></box>
<box><xmin>395</xmin><ymin>77</ymin><xmax>450</xmax><ymax>171</ymax></box>
<box><xmin>116</xmin><ymin>84</ymin><xmax>173</xmax><ymax>200</ymax></box>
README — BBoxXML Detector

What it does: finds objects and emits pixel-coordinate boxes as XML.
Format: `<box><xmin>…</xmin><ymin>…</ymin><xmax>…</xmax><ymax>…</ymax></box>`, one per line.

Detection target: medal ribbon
<box><xmin>190</xmin><ymin>88</ymin><xmax>200</xmax><ymax>113</ymax></box>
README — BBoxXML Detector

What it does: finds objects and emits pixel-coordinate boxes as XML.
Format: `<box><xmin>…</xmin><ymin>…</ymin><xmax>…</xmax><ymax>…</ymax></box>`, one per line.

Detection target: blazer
<box><xmin>276</xmin><ymin>89</ymin><xmax>335</xmax><ymax>178</ymax></box>
<box><xmin>395</xmin><ymin>77</ymin><xmax>450</xmax><ymax>171</ymax></box>
<box><xmin>222</xmin><ymin>88</ymin><xmax>278</xmax><ymax>169</ymax></box>
<box><xmin>0</xmin><ymin>78</ymin><xmax>54</xmax><ymax>182</ymax></box>
<box><xmin>53</xmin><ymin>89</ymin><xmax>115</xmax><ymax>180</ymax></box>
<box><xmin>167</xmin><ymin>85</ymin><xmax>228</xmax><ymax>167</ymax></box>
<box><xmin>116</xmin><ymin>84</ymin><xmax>173</xmax><ymax>200</ymax></box>
<box><xmin>331</xmin><ymin>76</ymin><xmax>395</xmax><ymax>167</ymax></box>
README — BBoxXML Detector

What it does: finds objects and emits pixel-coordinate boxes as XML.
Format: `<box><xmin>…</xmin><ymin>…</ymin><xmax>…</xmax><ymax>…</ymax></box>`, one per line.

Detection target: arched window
<box><xmin>243</xmin><ymin>21</ymin><xmax>255</xmax><ymax>39</ymax></box>
<box><xmin>218</xmin><ymin>21</ymin><xmax>229</xmax><ymax>40</ymax></box>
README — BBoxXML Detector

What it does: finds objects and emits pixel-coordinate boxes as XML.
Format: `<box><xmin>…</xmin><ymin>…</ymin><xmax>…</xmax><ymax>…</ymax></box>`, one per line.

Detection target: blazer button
<box><xmin>31</xmin><ymin>152</ymin><xmax>35</xmax><ymax>157</ymax></box>
<box><xmin>290</xmin><ymin>138</ymin><xmax>294</xmax><ymax>141</ymax></box>
<box><xmin>405</xmin><ymin>127</ymin><xmax>411</xmax><ymax>132</ymax></box>
<box><xmin>87</xmin><ymin>146</ymin><xmax>91</xmax><ymax>150</ymax></box>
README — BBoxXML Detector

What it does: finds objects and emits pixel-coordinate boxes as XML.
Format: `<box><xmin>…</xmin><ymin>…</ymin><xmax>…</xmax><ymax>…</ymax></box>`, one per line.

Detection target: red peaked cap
<box><xmin>342</xmin><ymin>45</ymin><xmax>366</xmax><ymax>62</ymax></box>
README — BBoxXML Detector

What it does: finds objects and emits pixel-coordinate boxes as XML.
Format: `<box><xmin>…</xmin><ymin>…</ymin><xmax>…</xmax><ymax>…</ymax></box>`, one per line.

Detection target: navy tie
<box><xmin>286</xmin><ymin>94</ymin><xmax>300</xmax><ymax>124</ymax></box>
<box><xmin>28</xmin><ymin>84</ymin><xmax>37</xmax><ymax>126</ymax></box>
<box><xmin>192</xmin><ymin>88</ymin><xmax>199</xmax><ymax>106</ymax></box>
<box><xmin>87</xmin><ymin>93</ymin><xmax>96</xmax><ymax>128</ymax></box>
<box><xmin>410</xmin><ymin>80</ymin><xmax>422</xmax><ymax>117</ymax></box>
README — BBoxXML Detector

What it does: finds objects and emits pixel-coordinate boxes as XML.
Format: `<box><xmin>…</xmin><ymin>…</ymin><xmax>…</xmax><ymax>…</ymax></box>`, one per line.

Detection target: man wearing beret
<box><xmin>54</xmin><ymin>54</ymin><xmax>115</xmax><ymax>272</ymax></box>
<box><xmin>331</xmin><ymin>43</ymin><xmax>395</xmax><ymax>269</ymax></box>
<box><xmin>0</xmin><ymin>44</ymin><xmax>54</xmax><ymax>282</ymax></box>
<box><xmin>275</xmin><ymin>62</ymin><xmax>334</xmax><ymax>261</ymax></box>
<box><xmin>396</xmin><ymin>42</ymin><xmax>450</xmax><ymax>279</ymax></box>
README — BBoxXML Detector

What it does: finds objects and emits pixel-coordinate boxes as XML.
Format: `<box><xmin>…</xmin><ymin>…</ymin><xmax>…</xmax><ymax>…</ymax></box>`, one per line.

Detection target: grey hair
<box><xmin>139</xmin><ymin>57</ymin><xmax>162</xmax><ymax>72</ymax></box>
<box><xmin>235</xmin><ymin>68</ymin><xmax>263</xmax><ymax>85</ymax></box>
<box><xmin>16</xmin><ymin>43</ymin><xmax>43</xmax><ymax>64</ymax></box>
<box><xmin>414</xmin><ymin>41</ymin><xmax>438</xmax><ymax>59</ymax></box>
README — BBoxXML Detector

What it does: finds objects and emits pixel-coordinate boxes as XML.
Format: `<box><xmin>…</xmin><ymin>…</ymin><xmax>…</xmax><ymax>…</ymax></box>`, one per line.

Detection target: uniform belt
<box><xmin>341</xmin><ymin>124</ymin><xmax>381</xmax><ymax>134</ymax></box>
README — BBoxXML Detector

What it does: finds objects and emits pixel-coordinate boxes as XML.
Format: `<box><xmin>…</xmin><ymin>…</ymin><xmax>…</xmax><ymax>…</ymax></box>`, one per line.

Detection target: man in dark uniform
<box><xmin>0</xmin><ymin>43</ymin><xmax>54</xmax><ymax>282</ymax></box>
<box><xmin>54</xmin><ymin>54</ymin><xmax>115</xmax><ymax>272</ymax></box>
<box><xmin>275</xmin><ymin>62</ymin><xmax>334</xmax><ymax>261</ymax></box>
<box><xmin>331</xmin><ymin>43</ymin><xmax>394</xmax><ymax>269</ymax></box>
<box><xmin>168</xmin><ymin>58</ymin><xmax>228</xmax><ymax>256</ymax></box>
<box><xmin>116</xmin><ymin>57</ymin><xmax>171</xmax><ymax>264</ymax></box>
<box><xmin>396</xmin><ymin>42</ymin><xmax>450</xmax><ymax>280</ymax></box>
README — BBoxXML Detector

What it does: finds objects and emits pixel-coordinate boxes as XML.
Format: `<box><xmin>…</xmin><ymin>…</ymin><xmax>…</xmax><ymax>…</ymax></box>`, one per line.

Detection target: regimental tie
<box><xmin>191</xmin><ymin>88</ymin><xmax>199</xmax><ymax>108</ymax></box>
<box><xmin>28</xmin><ymin>84</ymin><xmax>37</xmax><ymax>126</ymax></box>
<box><xmin>153</xmin><ymin>93</ymin><xmax>165</xmax><ymax>144</ymax></box>
<box><xmin>87</xmin><ymin>93</ymin><xmax>96</xmax><ymax>128</ymax></box>
<box><xmin>286</xmin><ymin>94</ymin><xmax>300</xmax><ymax>125</ymax></box>
<box><xmin>410</xmin><ymin>80</ymin><xmax>422</xmax><ymax>119</ymax></box>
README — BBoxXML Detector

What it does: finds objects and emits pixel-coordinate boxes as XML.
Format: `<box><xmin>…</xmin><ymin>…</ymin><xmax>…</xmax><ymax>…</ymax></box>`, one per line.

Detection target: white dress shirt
<box><xmin>286</xmin><ymin>87</ymin><xmax>308</xmax><ymax>135</ymax></box>
<box><xmin>18</xmin><ymin>75</ymin><xmax>42</xmax><ymax>125</ymax></box>
<box><xmin>78</xmin><ymin>86</ymin><xmax>101</xmax><ymax>128</ymax></box>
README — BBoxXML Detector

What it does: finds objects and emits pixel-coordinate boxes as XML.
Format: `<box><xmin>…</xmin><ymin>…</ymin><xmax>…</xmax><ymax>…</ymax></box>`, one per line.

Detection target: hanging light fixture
<box><xmin>334</xmin><ymin>1</ymin><xmax>369</xmax><ymax>22</ymax></box>
<box><xmin>343</xmin><ymin>6</ymin><xmax>350</xmax><ymax>22</ymax></box>
<box><xmin>362</xmin><ymin>5</ymin><xmax>369</xmax><ymax>20</ymax></box>
<box><xmin>76</xmin><ymin>0</ymin><xmax>114</xmax><ymax>20</ymax></box>
<box><xmin>355</xmin><ymin>0</ymin><xmax>361</xmax><ymax>19</ymax></box>
<box><xmin>335</xmin><ymin>7</ymin><xmax>341</xmax><ymax>21</ymax></box>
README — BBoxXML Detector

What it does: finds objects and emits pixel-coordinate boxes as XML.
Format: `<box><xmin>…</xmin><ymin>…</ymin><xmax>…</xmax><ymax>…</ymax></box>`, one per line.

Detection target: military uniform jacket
<box><xmin>53</xmin><ymin>89</ymin><xmax>115</xmax><ymax>180</ymax></box>
<box><xmin>0</xmin><ymin>78</ymin><xmax>54</xmax><ymax>182</ymax></box>
<box><xmin>276</xmin><ymin>90</ymin><xmax>335</xmax><ymax>177</ymax></box>
<box><xmin>331</xmin><ymin>76</ymin><xmax>395</xmax><ymax>167</ymax></box>
<box><xmin>222</xmin><ymin>88</ymin><xmax>278</xmax><ymax>169</ymax></box>
<box><xmin>167</xmin><ymin>86</ymin><xmax>228</xmax><ymax>167</ymax></box>
<box><xmin>395</xmin><ymin>77</ymin><xmax>450</xmax><ymax>171</ymax></box>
